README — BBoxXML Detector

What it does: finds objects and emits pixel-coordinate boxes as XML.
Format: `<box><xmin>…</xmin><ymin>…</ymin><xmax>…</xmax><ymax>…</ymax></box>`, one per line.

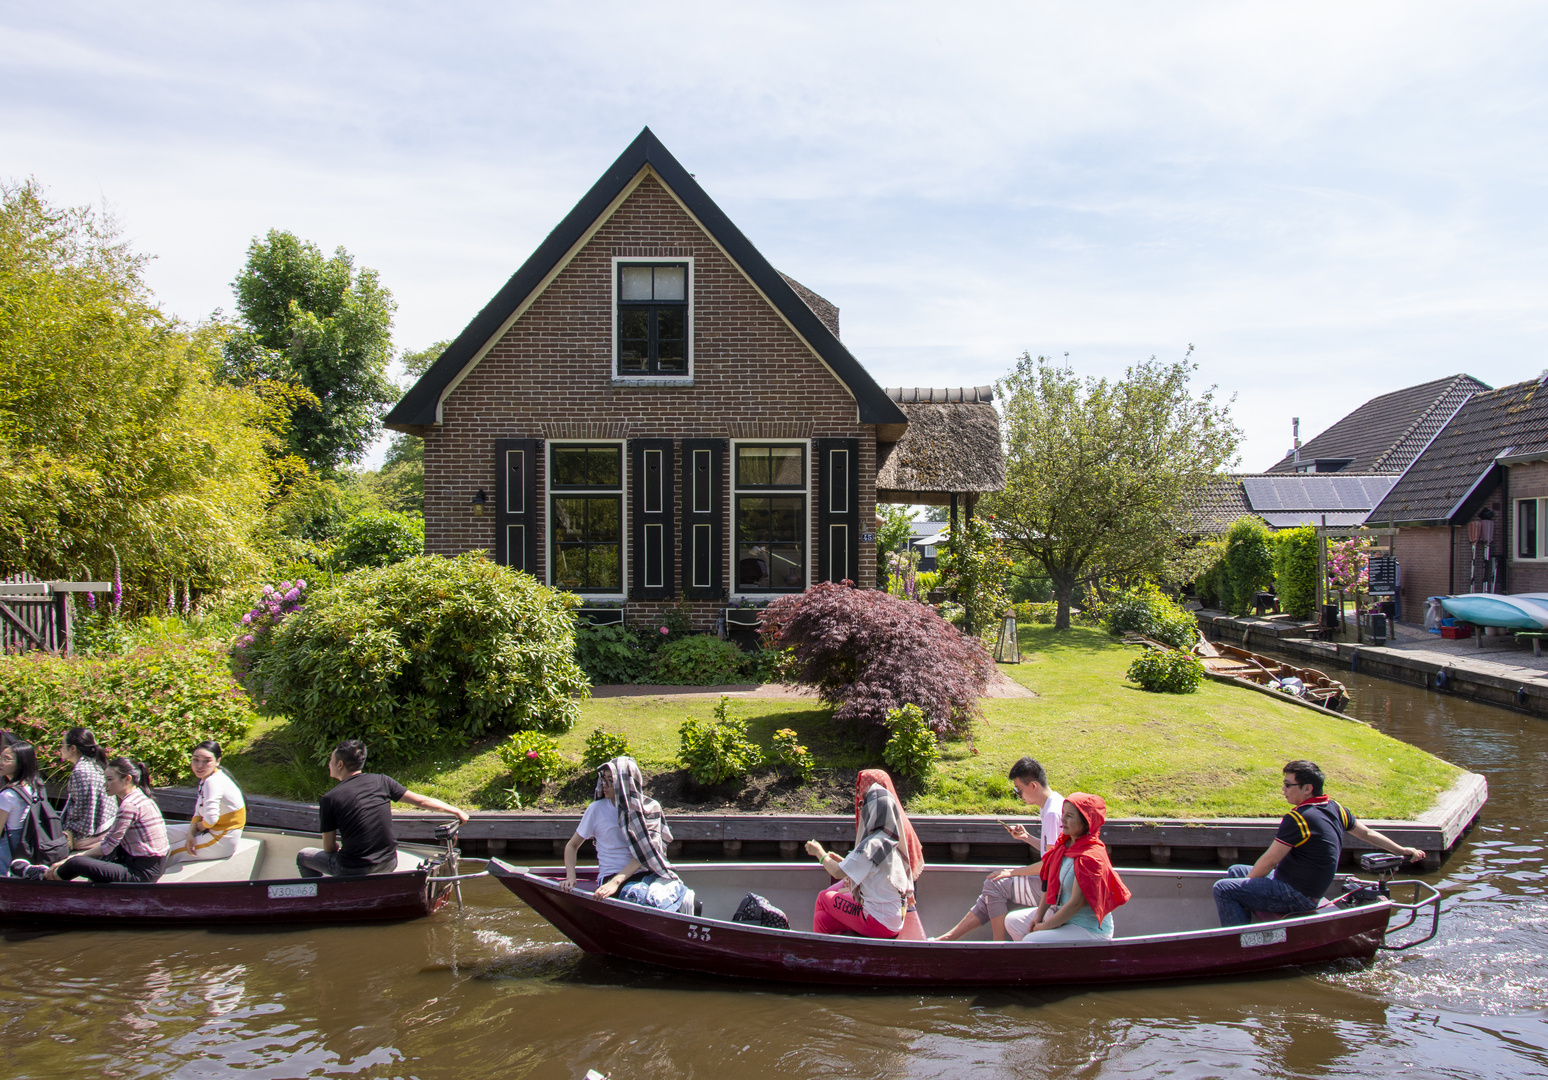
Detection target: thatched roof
<box><xmin>876</xmin><ymin>387</ymin><xmax>1005</xmax><ymax>501</ymax></box>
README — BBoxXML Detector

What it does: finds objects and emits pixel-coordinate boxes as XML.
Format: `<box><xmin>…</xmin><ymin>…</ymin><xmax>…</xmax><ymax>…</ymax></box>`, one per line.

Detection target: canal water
<box><xmin>2</xmin><ymin>670</ymin><xmax>1545</xmax><ymax>1079</ymax></box>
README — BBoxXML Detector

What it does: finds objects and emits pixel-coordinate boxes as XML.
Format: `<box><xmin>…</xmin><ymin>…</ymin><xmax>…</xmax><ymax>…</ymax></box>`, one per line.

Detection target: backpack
<box><xmin>12</xmin><ymin>784</ymin><xmax>70</xmax><ymax>865</ymax></box>
<box><xmin>731</xmin><ymin>891</ymin><xmax>790</xmax><ymax>930</ymax></box>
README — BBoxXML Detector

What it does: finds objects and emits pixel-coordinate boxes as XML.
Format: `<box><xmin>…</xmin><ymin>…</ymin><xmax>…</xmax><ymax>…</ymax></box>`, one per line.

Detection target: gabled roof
<box><xmin>386</xmin><ymin>128</ymin><xmax>905</xmax><ymax>431</ymax></box>
<box><xmin>1371</xmin><ymin>377</ymin><xmax>1548</xmax><ymax>526</ymax></box>
<box><xmin>1264</xmin><ymin>374</ymin><xmax>1491</xmax><ymax>474</ymax></box>
<box><xmin>875</xmin><ymin>388</ymin><xmax>1005</xmax><ymax>502</ymax></box>
<box><xmin>1182</xmin><ymin>473</ymin><xmax>1398</xmax><ymax>534</ymax></box>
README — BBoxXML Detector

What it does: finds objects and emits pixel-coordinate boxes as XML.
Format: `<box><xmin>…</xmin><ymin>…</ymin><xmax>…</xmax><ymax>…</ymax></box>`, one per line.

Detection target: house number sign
<box><xmin>860</xmin><ymin>533</ymin><xmax>875</xmax><ymax>542</ymax></box>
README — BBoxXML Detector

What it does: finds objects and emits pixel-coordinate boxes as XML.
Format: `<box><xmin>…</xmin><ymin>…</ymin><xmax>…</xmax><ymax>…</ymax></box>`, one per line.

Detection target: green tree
<box><xmin>1272</xmin><ymin>524</ymin><xmax>1318</xmax><ymax>618</ymax></box>
<box><xmin>982</xmin><ymin>352</ymin><xmax>1241</xmax><ymax>630</ymax></box>
<box><xmin>223</xmin><ymin>230</ymin><xmax>398</xmax><ymax>471</ymax></box>
<box><xmin>1222</xmin><ymin>516</ymin><xmax>1275</xmax><ymax>615</ymax></box>
<box><xmin>876</xmin><ymin>503</ymin><xmax>917</xmax><ymax>586</ymax></box>
<box><xmin>0</xmin><ymin>181</ymin><xmax>272</xmax><ymax>606</ymax></box>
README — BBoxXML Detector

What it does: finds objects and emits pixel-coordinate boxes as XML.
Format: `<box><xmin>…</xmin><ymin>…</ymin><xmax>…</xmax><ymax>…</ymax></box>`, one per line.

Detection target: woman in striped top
<box><xmin>165</xmin><ymin>740</ymin><xmax>246</xmax><ymax>865</ymax></box>
<box><xmin>46</xmin><ymin>758</ymin><xmax>169</xmax><ymax>884</ymax></box>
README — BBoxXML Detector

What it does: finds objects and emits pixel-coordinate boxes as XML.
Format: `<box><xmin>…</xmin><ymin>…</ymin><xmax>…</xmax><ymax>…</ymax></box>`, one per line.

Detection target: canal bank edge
<box><xmin>1197</xmin><ymin>609</ymin><xmax>1548</xmax><ymax>719</ymax></box>
<box><xmin>154</xmin><ymin>770</ymin><xmax>1486</xmax><ymax>872</ymax></box>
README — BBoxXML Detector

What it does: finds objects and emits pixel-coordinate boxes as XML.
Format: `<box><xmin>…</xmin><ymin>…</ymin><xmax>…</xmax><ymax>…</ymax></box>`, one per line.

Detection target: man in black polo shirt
<box><xmin>296</xmin><ymin>740</ymin><xmax>470</xmax><ymax>878</ymax></box>
<box><xmin>1213</xmin><ymin>759</ymin><xmax>1426</xmax><ymax>926</ymax></box>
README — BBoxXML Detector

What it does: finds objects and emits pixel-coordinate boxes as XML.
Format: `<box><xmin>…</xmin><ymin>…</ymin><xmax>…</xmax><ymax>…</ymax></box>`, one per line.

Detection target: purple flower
<box><xmin>284</xmin><ymin>588</ymin><xmax>299</xmax><ymax>602</ymax></box>
<box><xmin>241</xmin><ymin>613</ymin><xmax>252</xmax><ymax>624</ymax></box>
<box><xmin>297</xmin><ymin>579</ymin><xmax>307</xmax><ymax>590</ymax></box>
<box><xmin>262</xmin><ymin>585</ymin><xmax>274</xmax><ymax>597</ymax></box>
<box><xmin>85</xmin><ymin>589</ymin><xmax>96</xmax><ymax>612</ymax></box>
<box><xmin>525</xmin><ymin>750</ymin><xmax>539</xmax><ymax>760</ymax></box>
<box><xmin>112</xmin><ymin>564</ymin><xmax>122</xmax><ymax>612</ymax></box>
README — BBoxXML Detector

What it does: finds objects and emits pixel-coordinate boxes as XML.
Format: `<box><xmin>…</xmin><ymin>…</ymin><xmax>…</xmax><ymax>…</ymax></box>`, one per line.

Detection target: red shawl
<box><xmin>1038</xmin><ymin>792</ymin><xmax>1132</xmax><ymax>924</ymax></box>
<box><xmin>854</xmin><ymin>769</ymin><xmax>925</xmax><ymax>881</ymax></box>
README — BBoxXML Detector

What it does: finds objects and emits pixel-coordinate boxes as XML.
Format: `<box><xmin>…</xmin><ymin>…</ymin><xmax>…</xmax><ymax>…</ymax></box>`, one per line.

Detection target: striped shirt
<box><xmin>100</xmin><ymin>788</ymin><xmax>169</xmax><ymax>859</ymax></box>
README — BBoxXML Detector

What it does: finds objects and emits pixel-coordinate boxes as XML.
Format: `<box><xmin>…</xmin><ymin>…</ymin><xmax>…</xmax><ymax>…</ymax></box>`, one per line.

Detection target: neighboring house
<box><xmin>1264</xmin><ymin>373</ymin><xmax>1490</xmax><ymax>474</ymax></box>
<box><xmin>1183</xmin><ymin>374</ymin><xmax>1490</xmax><ymax>536</ymax></box>
<box><xmin>1369</xmin><ymin>376</ymin><xmax>1548</xmax><ymax>621</ymax></box>
<box><xmin>387</xmin><ymin>128</ymin><xmax>1003</xmax><ymax>630</ymax></box>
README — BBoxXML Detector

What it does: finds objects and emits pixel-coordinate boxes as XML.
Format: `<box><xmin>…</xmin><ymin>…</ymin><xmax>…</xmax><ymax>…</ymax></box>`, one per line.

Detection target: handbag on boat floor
<box><xmin>731</xmin><ymin>891</ymin><xmax>790</xmax><ymax>930</ymax></box>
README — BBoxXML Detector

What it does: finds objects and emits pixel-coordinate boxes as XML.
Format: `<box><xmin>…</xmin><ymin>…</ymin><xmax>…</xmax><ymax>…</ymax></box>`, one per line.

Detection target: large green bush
<box><xmin>1102</xmin><ymin>582</ymin><xmax>1198</xmax><ymax>649</ymax></box>
<box><xmin>1126</xmin><ymin>649</ymin><xmax>1205</xmax><ymax>693</ymax></box>
<box><xmin>245</xmin><ymin>554</ymin><xmax>588</xmax><ymax>762</ymax></box>
<box><xmin>329</xmin><ymin>510</ymin><xmax>425</xmax><ymax>571</ymax></box>
<box><xmin>677</xmin><ymin>696</ymin><xmax>763</xmax><ymax>785</ymax></box>
<box><xmin>1222</xmin><ymin>517</ymin><xmax>1275</xmax><ymax>615</ymax></box>
<box><xmin>1272</xmin><ymin>525</ymin><xmax>1318</xmax><ymax>618</ymax></box>
<box><xmin>0</xmin><ymin>643</ymin><xmax>256</xmax><ymax>784</ymax></box>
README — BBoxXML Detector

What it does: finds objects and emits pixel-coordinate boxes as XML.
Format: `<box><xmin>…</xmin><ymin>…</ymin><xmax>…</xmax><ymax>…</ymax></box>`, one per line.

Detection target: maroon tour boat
<box><xmin>0</xmin><ymin>826</ymin><xmax>480</xmax><ymax>926</ymax></box>
<box><xmin>491</xmin><ymin>858</ymin><xmax>1440</xmax><ymax>987</ymax></box>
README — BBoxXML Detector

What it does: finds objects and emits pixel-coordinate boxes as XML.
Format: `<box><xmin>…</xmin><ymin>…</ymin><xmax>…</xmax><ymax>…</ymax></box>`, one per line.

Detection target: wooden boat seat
<box><xmin>158</xmin><ymin>837</ymin><xmax>266</xmax><ymax>884</ymax></box>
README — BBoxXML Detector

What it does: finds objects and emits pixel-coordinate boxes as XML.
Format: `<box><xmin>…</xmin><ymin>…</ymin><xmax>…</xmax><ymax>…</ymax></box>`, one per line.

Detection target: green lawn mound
<box><xmin>223</xmin><ymin>624</ymin><xmax>1460</xmax><ymax>821</ymax></box>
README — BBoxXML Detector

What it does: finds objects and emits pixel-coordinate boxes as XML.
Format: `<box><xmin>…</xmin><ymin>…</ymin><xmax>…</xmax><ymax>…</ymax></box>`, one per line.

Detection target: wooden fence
<box><xmin>0</xmin><ymin>574</ymin><xmax>109</xmax><ymax>655</ymax></box>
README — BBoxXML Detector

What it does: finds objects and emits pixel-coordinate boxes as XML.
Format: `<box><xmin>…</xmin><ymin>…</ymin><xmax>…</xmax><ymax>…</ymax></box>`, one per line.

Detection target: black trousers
<box><xmin>58</xmin><ymin>849</ymin><xmax>166</xmax><ymax>884</ymax></box>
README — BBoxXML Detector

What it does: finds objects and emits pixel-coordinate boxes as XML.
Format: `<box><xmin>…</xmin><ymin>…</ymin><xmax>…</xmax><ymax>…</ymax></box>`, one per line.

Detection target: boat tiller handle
<box><xmin>1377</xmin><ymin>880</ymin><xmax>1443</xmax><ymax>951</ymax></box>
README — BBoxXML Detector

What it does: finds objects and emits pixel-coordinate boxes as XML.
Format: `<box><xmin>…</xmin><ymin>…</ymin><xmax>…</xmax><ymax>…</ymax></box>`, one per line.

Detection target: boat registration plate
<box><xmin>268</xmin><ymin>883</ymin><xmax>318</xmax><ymax>899</ymax></box>
<box><xmin>1239</xmin><ymin>928</ymin><xmax>1287</xmax><ymax>948</ymax></box>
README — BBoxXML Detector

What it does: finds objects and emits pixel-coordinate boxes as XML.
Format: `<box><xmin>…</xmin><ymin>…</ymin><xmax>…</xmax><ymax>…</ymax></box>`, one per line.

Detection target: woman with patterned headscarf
<box><xmin>582</xmin><ymin>756</ymin><xmax>689</xmax><ymax>912</ymax></box>
<box><xmin>805</xmin><ymin>769</ymin><xmax>924</xmax><ymax>937</ymax></box>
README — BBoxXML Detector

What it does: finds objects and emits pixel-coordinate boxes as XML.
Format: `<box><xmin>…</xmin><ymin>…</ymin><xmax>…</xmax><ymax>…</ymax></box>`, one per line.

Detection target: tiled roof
<box><xmin>1264</xmin><ymin>374</ymin><xmax>1491</xmax><ymax>474</ymax></box>
<box><xmin>1181</xmin><ymin>474</ymin><xmax>1397</xmax><ymax>533</ymax></box>
<box><xmin>1371</xmin><ymin>378</ymin><xmax>1548</xmax><ymax>525</ymax></box>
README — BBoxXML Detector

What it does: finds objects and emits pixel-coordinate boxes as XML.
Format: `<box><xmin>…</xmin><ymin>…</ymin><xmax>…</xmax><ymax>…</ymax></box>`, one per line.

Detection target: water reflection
<box><xmin>3</xmin><ymin>666</ymin><xmax>1548</xmax><ymax>1077</ymax></box>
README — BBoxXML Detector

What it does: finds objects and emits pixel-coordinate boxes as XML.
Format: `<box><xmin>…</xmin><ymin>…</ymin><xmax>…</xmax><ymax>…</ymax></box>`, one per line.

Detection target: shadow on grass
<box><xmin>1017</xmin><ymin>624</ymin><xmax>1123</xmax><ymax>659</ymax></box>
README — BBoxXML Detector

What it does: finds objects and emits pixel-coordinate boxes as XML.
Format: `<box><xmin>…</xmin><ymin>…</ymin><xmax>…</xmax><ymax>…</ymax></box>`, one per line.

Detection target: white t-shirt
<box><xmin>577</xmin><ymin>799</ymin><xmax>635</xmax><ymax>878</ymax></box>
<box><xmin>1036</xmin><ymin>790</ymin><xmax>1065</xmax><ymax>855</ymax></box>
<box><xmin>838</xmin><ymin>849</ymin><xmax>907</xmax><ymax>932</ymax></box>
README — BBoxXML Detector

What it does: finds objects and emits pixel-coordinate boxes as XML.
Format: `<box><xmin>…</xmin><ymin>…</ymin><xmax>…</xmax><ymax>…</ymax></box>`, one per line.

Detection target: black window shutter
<box><xmin>816</xmin><ymin>438</ymin><xmax>861</xmax><ymax>585</ymax></box>
<box><xmin>680</xmin><ymin>438</ymin><xmax>726</xmax><ymax>598</ymax></box>
<box><xmin>494</xmin><ymin>438</ymin><xmax>541</xmax><ymax>574</ymax></box>
<box><xmin>630</xmin><ymin>438</ymin><xmax>675</xmax><ymax>598</ymax></box>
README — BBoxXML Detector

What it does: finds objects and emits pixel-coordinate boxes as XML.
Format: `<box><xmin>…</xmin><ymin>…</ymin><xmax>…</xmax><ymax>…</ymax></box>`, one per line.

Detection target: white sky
<box><xmin>5</xmin><ymin>2</ymin><xmax>1546</xmax><ymax>470</ymax></box>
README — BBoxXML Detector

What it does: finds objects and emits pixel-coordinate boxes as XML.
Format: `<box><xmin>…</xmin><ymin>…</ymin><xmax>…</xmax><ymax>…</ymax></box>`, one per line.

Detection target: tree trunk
<box><xmin>1053</xmin><ymin>574</ymin><xmax>1075</xmax><ymax>630</ymax></box>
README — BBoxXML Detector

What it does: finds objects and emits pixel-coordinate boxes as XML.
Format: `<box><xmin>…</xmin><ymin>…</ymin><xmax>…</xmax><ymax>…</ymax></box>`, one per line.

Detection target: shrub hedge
<box><xmin>1102</xmin><ymin>582</ymin><xmax>1198</xmax><ymax>649</ymax></box>
<box><xmin>1126</xmin><ymin>648</ymin><xmax>1205</xmax><ymax>693</ymax></box>
<box><xmin>0</xmin><ymin>643</ymin><xmax>256</xmax><ymax>784</ymax></box>
<box><xmin>245</xmin><ymin>554</ymin><xmax>588</xmax><ymax>762</ymax></box>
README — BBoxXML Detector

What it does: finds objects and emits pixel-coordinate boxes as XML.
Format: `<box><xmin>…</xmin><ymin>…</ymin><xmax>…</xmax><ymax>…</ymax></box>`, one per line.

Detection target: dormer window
<box><xmin>617</xmin><ymin>262</ymin><xmax>689</xmax><ymax>376</ymax></box>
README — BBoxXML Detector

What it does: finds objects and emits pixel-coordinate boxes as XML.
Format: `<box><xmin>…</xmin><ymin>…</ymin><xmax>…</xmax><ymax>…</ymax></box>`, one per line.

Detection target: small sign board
<box><xmin>1368</xmin><ymin>556</ymin><xmax>1399</xmax><ymax>595</ymax></box>
<box><xmin>860</xmin><ymin>532</ymin><xmax>875</xmax><ymax>542</ymax></box>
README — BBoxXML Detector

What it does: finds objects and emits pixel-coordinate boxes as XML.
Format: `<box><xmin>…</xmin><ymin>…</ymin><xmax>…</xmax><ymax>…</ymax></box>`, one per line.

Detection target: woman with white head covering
<box><xmin>583</xmin><ymin>757</ymin><xmax>688</xmax><ymax>912</ymax></box>
<box><xmin>805</xmin><ymin>769</ymin><xmax>924</xmax><ymax>937</ymax></box>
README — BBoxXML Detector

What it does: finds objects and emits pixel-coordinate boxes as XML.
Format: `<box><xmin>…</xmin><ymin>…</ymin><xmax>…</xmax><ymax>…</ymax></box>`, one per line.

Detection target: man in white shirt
<box><xmin>934</xmin><ymin>757</ymin><xmax>1064</xmax><ymax>941</ymax></box>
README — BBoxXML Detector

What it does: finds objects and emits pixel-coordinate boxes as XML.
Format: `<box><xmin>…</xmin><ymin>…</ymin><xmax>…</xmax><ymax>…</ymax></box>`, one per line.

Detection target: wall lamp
<box><xmin>471</xmin><ymin>489</ymin><xmax>488</xmax><ymax>516</ymax></box>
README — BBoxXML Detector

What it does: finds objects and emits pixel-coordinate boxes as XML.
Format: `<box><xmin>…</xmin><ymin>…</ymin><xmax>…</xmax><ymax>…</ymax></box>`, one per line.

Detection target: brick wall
<box><xmin>1506</xmin><ymin>461</ymin><xmax>1548</xmax><ymax>593</ymax></box>
<box><xmin>1393</xmin><ymin>525</ymin><xmax>1450</xmax><ymax>622</ymax></box>
<box><xmin>422</xmin><ymin>174</ymin><xmax>877</xmax><ymax>631</ymax></box>
<box><xmin>1394</xmin><ymin>486</ymin><xmax>1509</xmax><ymax>621</ymax></box>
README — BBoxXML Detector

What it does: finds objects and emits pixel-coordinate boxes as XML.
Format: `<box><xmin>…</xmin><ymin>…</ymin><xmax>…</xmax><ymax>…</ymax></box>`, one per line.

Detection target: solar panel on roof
<box><xmin>1240</xmin><ymin>475</ymin><xmax>1396</xmax><ymax>512</ymax></box>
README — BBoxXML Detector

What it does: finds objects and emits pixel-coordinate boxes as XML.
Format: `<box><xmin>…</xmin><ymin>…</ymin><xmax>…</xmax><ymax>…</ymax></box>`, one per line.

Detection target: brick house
<box><xmin>386</xmin><ymin>129</ymin><xmax>1001</xmax><ymax>631</ymax></box>
<box><xmin>1369</xmin><ymin>376</ymin><xmax>1548</xmax><ymax>621</ymax></box>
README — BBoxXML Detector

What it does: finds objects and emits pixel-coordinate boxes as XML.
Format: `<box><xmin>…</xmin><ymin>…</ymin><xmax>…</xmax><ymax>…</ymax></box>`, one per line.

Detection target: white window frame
<box><xmin>1515</xmin><ymin>497</ymin><xmax>1546</xmax><ymax>562</ymax></box>
<box><xmin>611</xmin><ymin>257</ymin><xmax>694</xmax><ymax>386</ymax></box>
<box><xmin>730</xmin><ymin>438</ymin><xmax>811</xmax><ymax>599</ymax></box>
<box><xmin>546</xmin><ymin>440</ymin><xmax>628</xmax><ymax>598</ymax></box>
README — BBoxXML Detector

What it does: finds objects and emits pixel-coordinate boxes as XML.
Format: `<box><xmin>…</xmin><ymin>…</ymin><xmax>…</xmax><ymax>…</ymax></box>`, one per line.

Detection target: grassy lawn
<box><xmin>220</xmin><ymin>624</ymin><xmax>1460</xmax><ymax>820</ymax></box>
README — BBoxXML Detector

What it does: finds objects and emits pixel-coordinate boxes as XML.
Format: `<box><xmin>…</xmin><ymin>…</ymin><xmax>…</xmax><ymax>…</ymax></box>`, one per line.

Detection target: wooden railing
<box><xmin>0</xmin><ymin>574</ymin><xmax>110</xmax><ymax>654</ymax></box>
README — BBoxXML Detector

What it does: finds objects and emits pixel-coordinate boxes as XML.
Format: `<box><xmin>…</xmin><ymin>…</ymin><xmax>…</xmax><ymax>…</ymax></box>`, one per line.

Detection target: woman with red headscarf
<box><xmin>1005</xmin><ymin>792</ymin><xmax>1130</xmax><ymax>942</ymax></box>
<box><xmin>804</xmin><ymin>769</ymin><xmax>924</xmax><ymax>937</ymax></box>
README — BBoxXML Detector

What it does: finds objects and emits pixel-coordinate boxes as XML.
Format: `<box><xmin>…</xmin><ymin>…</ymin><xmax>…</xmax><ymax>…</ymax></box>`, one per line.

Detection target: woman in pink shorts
<box><xmin>804</xmin><ymin>769</ymin><xmax>923</xmax><ymax>937</ymax></box>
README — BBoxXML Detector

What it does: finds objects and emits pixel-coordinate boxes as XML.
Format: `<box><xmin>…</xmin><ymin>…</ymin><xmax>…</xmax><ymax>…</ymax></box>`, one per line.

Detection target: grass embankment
<box><xmin>220</xmin><ymin>625</ymin><xmax>1460</xmax><ymax>820</ymax></box>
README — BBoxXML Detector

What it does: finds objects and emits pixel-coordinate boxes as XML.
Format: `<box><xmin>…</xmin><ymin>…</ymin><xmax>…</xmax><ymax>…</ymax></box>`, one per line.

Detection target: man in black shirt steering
<box><xmin>1213</xmin><ymin>759</ymin><xmax>1426</xmax><ymax>927</ymax></box>
<box><xmin>296</xmin><ymin>739</ymin><xmax>470</xmax><ymax>878</ymax></box>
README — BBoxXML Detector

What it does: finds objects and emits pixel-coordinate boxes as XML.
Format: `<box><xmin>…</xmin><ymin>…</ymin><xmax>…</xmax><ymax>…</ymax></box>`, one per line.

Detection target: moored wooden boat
<box><xmin>1192</xmin><ymin>640</ymin><xmax>1351</xmax><ymax>714</ymax></box>
<box><xmin>490</xmin><ymin>860</ymin><xmax>1436</xmax><ymax>987</ymax></box>
<box><xmin>0</xmin><ymin>827</ymin><xmax>471</xmax><ymax>926</ymax></box>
